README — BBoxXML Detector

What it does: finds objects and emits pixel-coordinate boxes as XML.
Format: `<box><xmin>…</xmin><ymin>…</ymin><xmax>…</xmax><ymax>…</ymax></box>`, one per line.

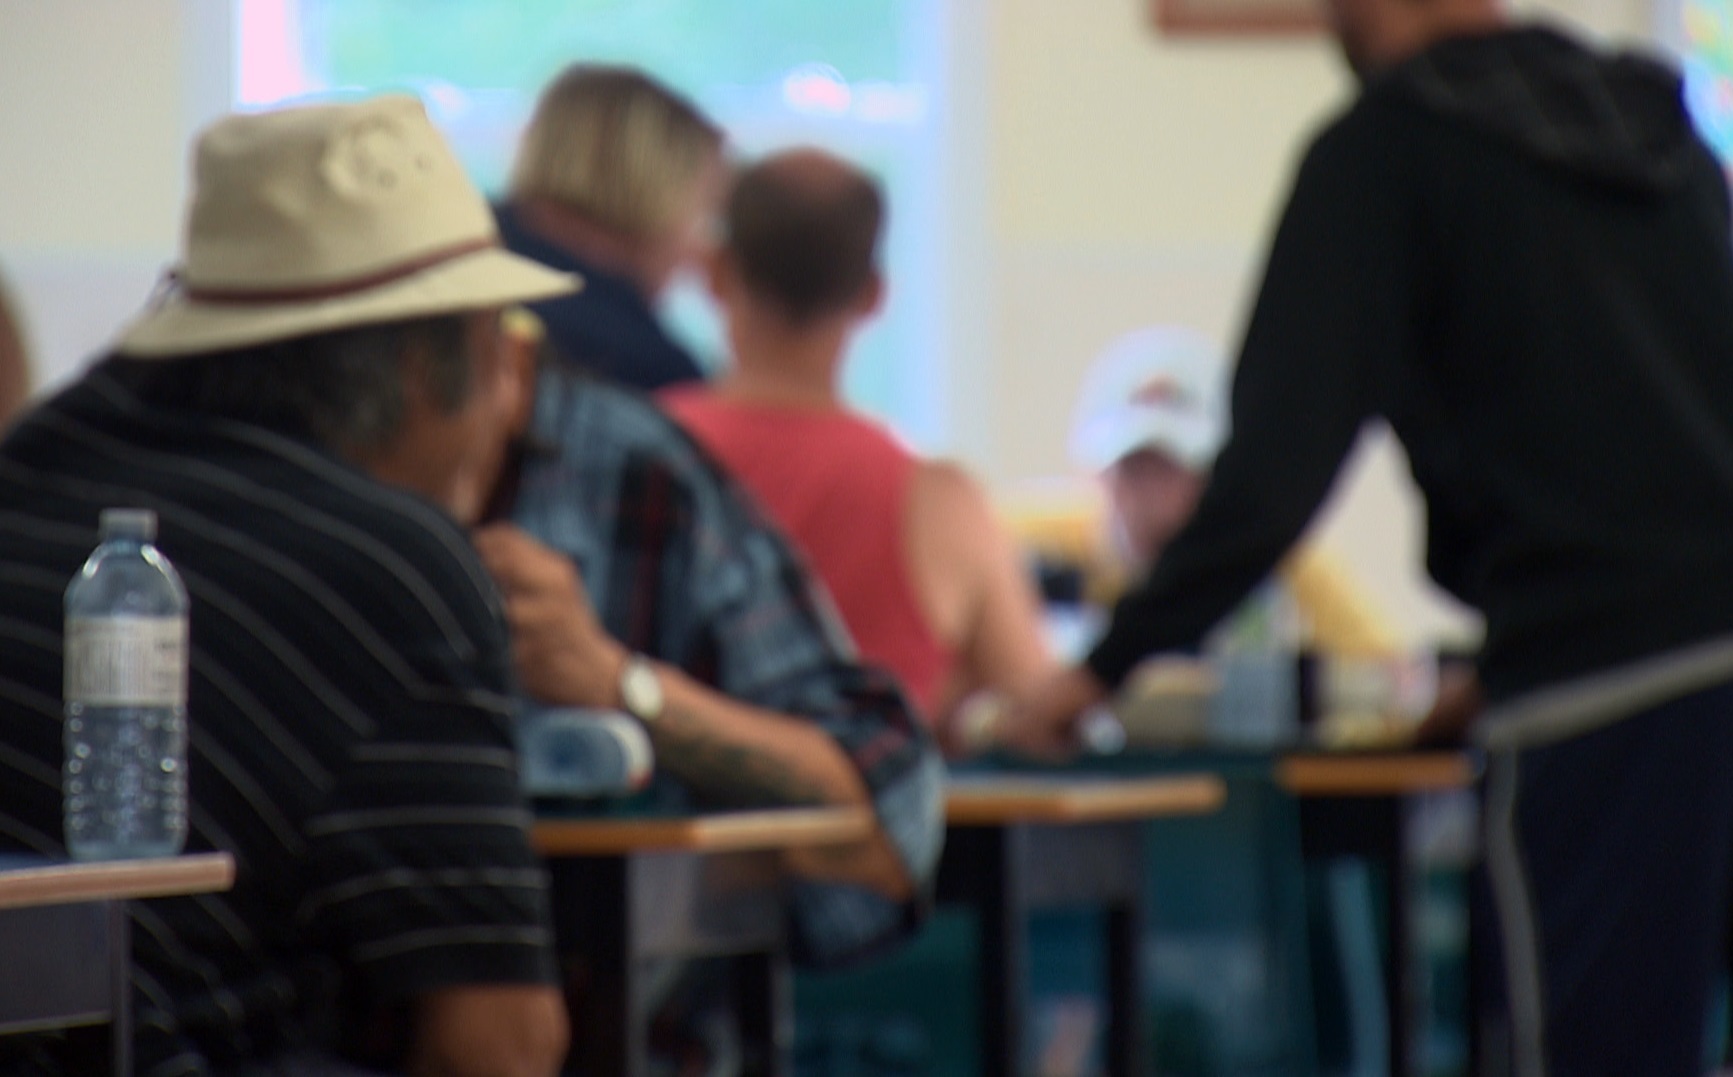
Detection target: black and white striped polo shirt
<box><xmin>0</xmin><ymin>360</ymin><xmax>557</xmax><ymax>1076</ymax></box>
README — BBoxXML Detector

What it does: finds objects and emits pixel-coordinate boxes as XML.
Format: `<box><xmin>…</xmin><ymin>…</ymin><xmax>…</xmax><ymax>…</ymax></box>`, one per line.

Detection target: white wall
<box><xmin>979</xmin><ymin>0</ymin><xmax>1349</xmax><ymax>483</ymax></box>
<box><xmin>0</xmin><ymin>0</ymin><xmax>231</xmax><ymax>393</ymax></box>
<box><xmin>1518</xmin><ymin>0</ymin><xmax>1655</xmax><ymax>39</ymax></box>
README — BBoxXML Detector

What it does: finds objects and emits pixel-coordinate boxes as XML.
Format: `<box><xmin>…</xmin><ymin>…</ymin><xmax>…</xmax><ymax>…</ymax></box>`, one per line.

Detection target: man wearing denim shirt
<box><xmin>475</xmin><ymin>331</ymin><xmax>944</xmax><ymax>969</ymax></box>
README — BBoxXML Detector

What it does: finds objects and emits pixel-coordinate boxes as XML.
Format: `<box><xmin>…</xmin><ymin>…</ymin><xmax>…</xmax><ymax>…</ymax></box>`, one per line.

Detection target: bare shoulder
<box><xmin>907</xmin><ymin>458</ymin><xmax>1054</xmax><ymax>707</ymax></box>
<box><xmin>909</xmin><ymin>459</ymin><xmax>995</xmax><ymax>538</ymax></box>
<box><xmin>902</xmin><ymin>459</ymin><xmax>998</xmax><ymax>646</ymax></box>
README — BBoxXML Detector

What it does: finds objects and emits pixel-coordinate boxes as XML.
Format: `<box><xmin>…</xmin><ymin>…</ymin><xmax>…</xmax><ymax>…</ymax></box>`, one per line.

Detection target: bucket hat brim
<box><xmin>117</xmin><ymin>245</ymin><xmax>577</xmax><ymax>358</ymax></box>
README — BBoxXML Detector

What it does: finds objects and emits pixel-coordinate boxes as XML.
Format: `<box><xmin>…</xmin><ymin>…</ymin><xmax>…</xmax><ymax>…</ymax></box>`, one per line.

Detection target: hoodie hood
<box><xmin>1378</xmin><ymin>27</ymin><xmax>1698</xmax><ymax>195</ymax></box>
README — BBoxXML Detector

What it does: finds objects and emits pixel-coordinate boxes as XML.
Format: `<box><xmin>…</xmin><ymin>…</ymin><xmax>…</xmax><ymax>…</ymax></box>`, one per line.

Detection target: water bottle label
<box><xmin>64</xmin><ymin>616</ymin><xmax>188</xmax><ymax>708</ymax></box>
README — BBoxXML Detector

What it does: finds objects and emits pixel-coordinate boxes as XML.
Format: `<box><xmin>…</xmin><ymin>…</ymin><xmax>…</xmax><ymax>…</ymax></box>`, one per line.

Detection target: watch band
<box><xmin>618</xmin><ymin>653</ymin><xmax>665</xmax><ymax>725</ymax></box>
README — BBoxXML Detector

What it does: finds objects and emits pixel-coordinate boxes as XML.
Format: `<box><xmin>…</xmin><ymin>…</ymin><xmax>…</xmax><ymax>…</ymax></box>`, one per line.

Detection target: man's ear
<box><xmin>856</xmin><ymin>270</ymin><xmax>886</xmax><ymax>319</ymax></box>
<box><xmin>394</xmin><ymin>329</ymin><xmax>439</xmax><ymax>421</ymax></box>
<box><xmin>704</xmin><ymin>248</ymin><xmax>736</xmax><ymax>305</ymax></box>
<box><xmin>498</xmin><ymin>320</ymin><xmax>540</xmax><ymax>439</ymax></box>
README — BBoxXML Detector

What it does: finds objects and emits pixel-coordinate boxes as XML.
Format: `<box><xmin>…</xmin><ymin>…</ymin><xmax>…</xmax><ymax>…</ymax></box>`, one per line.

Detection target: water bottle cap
<box><xmin>99</xmin><ymin>508</ymin><xmax>158</xmax><ymax>543</ymax></box>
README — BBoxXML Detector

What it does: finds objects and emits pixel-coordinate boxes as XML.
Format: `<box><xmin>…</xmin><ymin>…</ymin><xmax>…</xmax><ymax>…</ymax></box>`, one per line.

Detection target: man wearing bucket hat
<box><xmin>0</xmin><ymin>97</ymin><xmax>575</xmax><ymax>1075</ymax></box>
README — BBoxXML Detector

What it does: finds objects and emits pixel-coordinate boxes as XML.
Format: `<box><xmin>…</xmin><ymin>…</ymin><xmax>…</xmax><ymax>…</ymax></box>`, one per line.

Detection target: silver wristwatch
<box><xmin>618</xmin><ymin>653</ymin><xmax>665</xmax><ymax>725</ymax></box>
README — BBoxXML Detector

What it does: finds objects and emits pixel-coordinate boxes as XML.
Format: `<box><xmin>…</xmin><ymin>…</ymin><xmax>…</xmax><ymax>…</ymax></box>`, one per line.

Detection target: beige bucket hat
<box><xmin>117</xmin><ymin>95</ymin><xmax>577</xmax><ymax>357</ymax></box>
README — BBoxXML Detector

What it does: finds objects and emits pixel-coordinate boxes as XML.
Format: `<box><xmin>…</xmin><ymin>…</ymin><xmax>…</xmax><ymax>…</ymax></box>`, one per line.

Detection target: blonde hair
<box><xmin>511</xmin><ymin>65</ymin><xmax>723</xmax><ymax>241</ymax></box>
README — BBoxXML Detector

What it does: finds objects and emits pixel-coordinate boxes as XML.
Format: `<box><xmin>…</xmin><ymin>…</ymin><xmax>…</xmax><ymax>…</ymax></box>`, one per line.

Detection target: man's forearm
<box><xmin>648</xmin><ymin>663</ymin><xmax>865</xmax><ymax>808</ymax></box>
<box><xmin>647</xmin><ymin>663</ymin><xmax>913</xmax><ymax>899</ymax></box>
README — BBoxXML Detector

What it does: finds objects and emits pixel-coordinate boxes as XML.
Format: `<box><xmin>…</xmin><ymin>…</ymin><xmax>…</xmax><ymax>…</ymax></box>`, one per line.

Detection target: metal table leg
<box><xmin>737</xmin><ymin>950</ymin><xmax>791</xmax><ymax>1077</ymax></box>
<box><xmin>939</xmin><ymin>820</ymin><xmax>1147</xmax><ymax>1077</ymax></box>
<box><xmin>550</xmin><ymin>857</ymin><xmax>645</xmax><ymax>1077</ymax></box>
<box><xmin>1299</xmin><ymin>794</ymin><xmax>1412</xmax><ymax>1077</ymax></box>
<box><xmin>938</xmin><ymin>825</ymin><xmax>1028</xmax><ymax>1077</ymax></box>
<box><xmin>548</xmin><ymin>849</ymin><xmax>789</xmax><ymax>1077</ymax></box>
<box><xmin>1103</xmin><ymin>896</ymin><xmax>1145</xmax><ymax>1077</ymax></box>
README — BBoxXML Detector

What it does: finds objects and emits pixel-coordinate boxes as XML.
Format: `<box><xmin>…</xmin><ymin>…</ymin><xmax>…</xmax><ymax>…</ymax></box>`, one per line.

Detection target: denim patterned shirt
<box><xmin>507</xmin><ymin>363</ymin><xmax>945</xmax><ymax>965</ymax></box>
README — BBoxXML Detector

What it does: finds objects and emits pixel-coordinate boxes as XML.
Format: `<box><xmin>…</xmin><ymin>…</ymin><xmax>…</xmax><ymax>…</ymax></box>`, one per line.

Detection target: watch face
<box><xmin>622</xmin><ymin>658</ymin><xmax>664</xmax><ymax>722</ymax></box>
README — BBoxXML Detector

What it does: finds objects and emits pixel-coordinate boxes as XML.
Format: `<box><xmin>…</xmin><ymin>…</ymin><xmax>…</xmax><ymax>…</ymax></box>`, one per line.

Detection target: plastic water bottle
<box><xmin>1204</xmin><ymin>581</ymin><xmax>1303</xmax><ymax>748</ymax></box>
<box><xmin>63</xmin><ymin>508</ymin><xmax>190</xmax><ymax>861</ymax></box>
<box><xmin>516</xmin><ymin>708</ymin><xmax>653</xmax><ymax>800</ymax></box>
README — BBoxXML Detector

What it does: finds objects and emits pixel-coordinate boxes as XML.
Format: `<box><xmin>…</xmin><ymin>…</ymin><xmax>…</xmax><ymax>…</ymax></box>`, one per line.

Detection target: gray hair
<box><xmin>115</xmin><ymin>315</ymin><xmax>473</xmax><ymax>455</ymax></box>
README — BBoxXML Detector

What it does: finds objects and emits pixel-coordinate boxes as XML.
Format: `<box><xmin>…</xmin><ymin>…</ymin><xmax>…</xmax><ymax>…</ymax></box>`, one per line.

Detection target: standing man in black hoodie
<box><xmin>1002</xmin><ymin>0</ymin><xmax>1733</xmax><ymax>1072</ymax></box>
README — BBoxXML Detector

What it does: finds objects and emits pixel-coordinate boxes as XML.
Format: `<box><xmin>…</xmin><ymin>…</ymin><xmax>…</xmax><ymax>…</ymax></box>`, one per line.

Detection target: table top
<box><xmin>0</xmin><ymin>852</ymin><xmax>236</xmax><ymax>912</ymax></box>
<box><xmin>945</xmin><ymin>773</ymin><xmax>1227</xmax><ymax>826</ymax></box>
<box><xmin>1275</xmin><ymin>751</ymin><xmax>1478</xmax><ymax>797</ymax></box>
<box><xmin>532</xmin><ymin>805</ymin><xmax>875</xmax><ymax>857</ymax></box>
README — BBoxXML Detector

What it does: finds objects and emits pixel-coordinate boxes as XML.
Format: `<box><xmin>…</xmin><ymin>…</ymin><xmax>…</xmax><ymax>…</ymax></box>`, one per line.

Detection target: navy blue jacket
<box><xmin>495</xmin><ymin>202</ymin><xmax>706</xmax><ymax>392</ymax></box>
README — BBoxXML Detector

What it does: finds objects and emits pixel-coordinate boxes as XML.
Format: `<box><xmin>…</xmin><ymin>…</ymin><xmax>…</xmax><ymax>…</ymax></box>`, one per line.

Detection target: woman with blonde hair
<box><xmin>497</xmin><ymin>65</ymin><xmax>726</xmax><ymax>391</ymax></box>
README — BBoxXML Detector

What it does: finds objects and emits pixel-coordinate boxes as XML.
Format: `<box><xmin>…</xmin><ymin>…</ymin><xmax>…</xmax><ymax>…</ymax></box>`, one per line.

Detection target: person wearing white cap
<box><xmin>1068</xmin><ymin>326</ymin><xmax>1393</xmax><ymax>662</ymax></box>
<box><xmin>0</xmin><ymin>97</ymin><xmax>576</xmax><ymax>1075</ymax></box>
<box><xmin>1070</xmin><ymin>327</ymin><xmax>1231</xmax><ymax>576</ymax></box>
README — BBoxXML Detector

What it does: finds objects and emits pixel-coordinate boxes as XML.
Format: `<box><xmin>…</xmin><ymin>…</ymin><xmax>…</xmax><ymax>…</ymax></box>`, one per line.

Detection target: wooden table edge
<box><xmin>0</xmin><ymin>852</ymin><xmax>236</xmax><ymax>912</ymax></box>
<box><xmin>945</xmin><ymin>774</ymin><xmax>1228</xmax><ymax>825</ymax></box>
<box><xmin>1276</xmin><ymin>752</ymin><xmax>1478</xmax><ymax>797</ymax></box>
<box><xmin>532</xmin><ymin>805</ymin><xmax>875</xmax><ymax>857</ymax></box>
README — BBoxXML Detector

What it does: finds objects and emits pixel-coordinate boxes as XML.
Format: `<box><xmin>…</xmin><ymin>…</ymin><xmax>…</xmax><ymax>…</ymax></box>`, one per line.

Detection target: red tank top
<box><xmin>661</xmin><ymin>390</ymin><xmax>955</xmax><ymax>720</ymax></box>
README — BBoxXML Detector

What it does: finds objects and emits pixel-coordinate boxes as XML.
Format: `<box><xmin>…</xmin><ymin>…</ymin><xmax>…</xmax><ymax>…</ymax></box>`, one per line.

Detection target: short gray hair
<box><xmin>115</xmin><ymin>315</ymin><xmax>472</xmax><ymax>455</ymax></box>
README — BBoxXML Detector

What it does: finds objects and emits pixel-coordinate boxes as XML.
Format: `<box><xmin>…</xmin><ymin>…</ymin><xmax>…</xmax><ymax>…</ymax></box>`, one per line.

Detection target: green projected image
<box><xmin>238</xmin><ymin>0</ymin><xmax>949</xmax><ymax>446</ymax></box>
<box><xmin>1681</xmin><ymin>0</ymin><xmax>1733</xmax><ymax>172</ymax></box>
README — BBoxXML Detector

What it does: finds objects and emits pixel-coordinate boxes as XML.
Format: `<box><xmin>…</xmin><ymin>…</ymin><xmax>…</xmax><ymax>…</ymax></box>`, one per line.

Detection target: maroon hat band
<box><xmin>180</xmin><ymin>237</ymin><xmax>499</xmax><ymax>306</ymax></box>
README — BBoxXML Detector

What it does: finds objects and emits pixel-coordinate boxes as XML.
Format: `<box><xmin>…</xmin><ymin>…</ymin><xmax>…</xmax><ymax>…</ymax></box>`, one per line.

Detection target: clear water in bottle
<box><xmin>63</xmin><ymin>508</ymin><xmax>190</xmax><ymax>860</ymax></box>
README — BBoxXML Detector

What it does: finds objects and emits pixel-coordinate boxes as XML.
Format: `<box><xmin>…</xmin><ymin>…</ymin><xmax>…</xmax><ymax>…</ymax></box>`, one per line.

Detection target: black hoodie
<box><xmin>1087</xmin><ymin>27</ymin><xmax>1733</xmax><ymax>705</ymax></box>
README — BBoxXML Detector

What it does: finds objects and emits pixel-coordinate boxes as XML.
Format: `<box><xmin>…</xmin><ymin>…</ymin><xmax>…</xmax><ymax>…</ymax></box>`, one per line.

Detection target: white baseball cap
<box><xmin>1069</xmin><ymin>326</ymin><xmax>1230</xmax><ymax>473</ymax></box>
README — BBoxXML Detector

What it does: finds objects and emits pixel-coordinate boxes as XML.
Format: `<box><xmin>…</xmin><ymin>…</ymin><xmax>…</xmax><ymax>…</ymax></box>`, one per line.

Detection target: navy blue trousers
<box><xmin>1484</xmin><ymin>680</ymin><xmax>1733</xmax><ymax>1077</ymax></box>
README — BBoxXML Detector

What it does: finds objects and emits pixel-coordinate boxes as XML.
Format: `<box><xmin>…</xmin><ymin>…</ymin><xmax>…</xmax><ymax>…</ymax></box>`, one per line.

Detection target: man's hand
<box><xmin>1413</xmin><ymin>661</ymin><xmax>1483</xmax><ymax>748</ymax></box>
<box><xmin>473</xmin><ymin>524</ymin><xmax>627</xmax><ymax>709</ymax></box>
<box><xmin>993</xmin><ymin>665</ymin><xmax>1111</xmax><ymax>761</ymax></box>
